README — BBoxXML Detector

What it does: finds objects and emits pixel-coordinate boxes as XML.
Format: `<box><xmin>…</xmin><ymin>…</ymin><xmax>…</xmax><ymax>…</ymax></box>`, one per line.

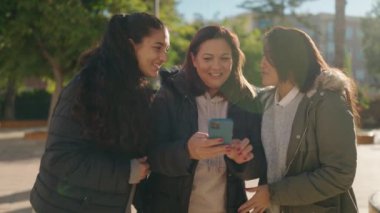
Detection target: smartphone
<box><xmin>208</xmin><ymin>118</ymin><xmax>234</xmax><ymax>144</ymax></box>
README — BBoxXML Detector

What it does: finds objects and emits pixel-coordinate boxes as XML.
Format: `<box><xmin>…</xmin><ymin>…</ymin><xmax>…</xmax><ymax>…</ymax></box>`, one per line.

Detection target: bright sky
<box><xmin>177</xmin><ymin>0</ymin><xmax>376</xmax><ymax>21</ymax></box>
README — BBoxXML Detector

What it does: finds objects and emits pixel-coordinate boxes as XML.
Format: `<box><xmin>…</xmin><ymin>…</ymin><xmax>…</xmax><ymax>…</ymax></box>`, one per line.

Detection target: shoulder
<box><xmin>312</xmin><ymin>69</ymin><xmax>352</xmax><ymax>94</ymax></box>
<box><xmin>307</xmin><ymin>69</ymin><xmax>353</xmax><ymax>111</ymax></box>
<box><xmin>156</xmin><ymin>69</ymin><xmax>189</xmax><ymax>99</ymax></box>
<box><xmin>308</xmin><ymin>89</ymin><xmax>353</xmax><ymax>126</ymax></box>
<box><xmin>314</xmin><ymin>89</ymin><xmax>348</xmax><ymax>109</ymax></box>
<box><xmin>229</xmin><ymin>88</ymin><xmax>264</xmax><ymax>116</ymax></box>
<box><xmin>159</xmin><ymin>67</ymin><xmax>183</xmax><ymax>88</ymax></box>
<box><xmin>255</xmin><ymin>86</ymin><xmax>275</xmax><ymax>111</ymax></box>
<box><xmin>52</xmin><ymin>77</ymin><xmax>81</xmax><ymax>119</ymax></box>
<box><xmin>61</xmin><ymin>75</ymin><xmax>81</xmax><ymax>99</ymax></box>
<box><xmin>257</xmin><ymin>86</ymin><xmax>275</xmax><ymax>99</ymax></box>
<box><xmin>154</xmin><ymin>83</ymin><xmax>175</xmax><ymax>104</ymax></box>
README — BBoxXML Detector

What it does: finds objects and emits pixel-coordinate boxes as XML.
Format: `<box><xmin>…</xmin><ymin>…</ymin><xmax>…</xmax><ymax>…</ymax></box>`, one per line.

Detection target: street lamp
<box><xmin>154</xmin><ymin>0</ymin><xmax>160</xmax><ymax>18</ymax></box>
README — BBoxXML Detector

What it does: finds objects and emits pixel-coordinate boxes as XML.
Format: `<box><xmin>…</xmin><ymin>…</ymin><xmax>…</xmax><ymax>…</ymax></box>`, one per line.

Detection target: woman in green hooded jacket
<box><xmin>239</xmin><ymin>26</ymin><xmax>358</xmax><ymax>213</ymax></box>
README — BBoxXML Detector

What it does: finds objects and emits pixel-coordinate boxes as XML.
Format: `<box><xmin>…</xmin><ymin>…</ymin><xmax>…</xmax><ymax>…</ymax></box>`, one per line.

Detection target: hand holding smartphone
<box><xmin>208</xmin><ymin>118</ymin><xmax>233</xmax><ymax>144</ymax></box>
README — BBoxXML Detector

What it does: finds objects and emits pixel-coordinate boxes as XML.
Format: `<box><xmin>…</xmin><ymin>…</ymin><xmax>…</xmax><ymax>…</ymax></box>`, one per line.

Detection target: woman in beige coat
<box><xmin>239</xmin><ymin>26</ymin><xmax>358</xmax><ymax>213</ymax></box>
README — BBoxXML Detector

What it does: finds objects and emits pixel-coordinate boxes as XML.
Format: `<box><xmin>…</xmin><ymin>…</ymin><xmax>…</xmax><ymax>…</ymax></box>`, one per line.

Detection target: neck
<box><xmin>277</xmin><ymin>81</ymin><xmax>295</xmax><ymax>101</ymax></box>
<box><xmin>208</xmin><ymin>89</ymin><xmax>219</xmax><ymax>98</ymax></box>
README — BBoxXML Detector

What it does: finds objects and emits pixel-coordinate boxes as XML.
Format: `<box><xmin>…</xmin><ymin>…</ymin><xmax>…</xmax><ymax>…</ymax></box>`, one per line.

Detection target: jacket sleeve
<box><xmin>269</xmin><ymin>91</ymin><xmax>357</xmax><ymax>205</ymax></box>
<box><xmin>148</xmin><ymin>87</ymin><xmax>194</xmax><ymax>177</ymax></box>
<box><xmin>225</xmin><ymin>111</ymin><xmax>267</xmax><ymax>182</ymax></box>
<box><xmin>40</xmin><ymin>87</ymin><xmax>132</xmax><ymax>193</ymax></box>
<box><xmin>233</xmin><ymin>141</ymin><xmax>267</xmax><ymax>182</ymax></box>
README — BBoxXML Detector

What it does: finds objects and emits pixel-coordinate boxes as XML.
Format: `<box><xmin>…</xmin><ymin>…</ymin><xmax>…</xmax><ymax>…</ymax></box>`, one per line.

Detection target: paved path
<box><xmin>0</xmin><ymin>128</ymin><xmax>379</xmax><ymax>213</ymax></box>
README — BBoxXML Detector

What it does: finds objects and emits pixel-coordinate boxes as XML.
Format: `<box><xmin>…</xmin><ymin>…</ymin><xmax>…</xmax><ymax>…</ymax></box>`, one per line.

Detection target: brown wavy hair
<box><xmin>182</xmin><ymin>25</ymin><xmax>256</xmax><ymax>103</ymax></box>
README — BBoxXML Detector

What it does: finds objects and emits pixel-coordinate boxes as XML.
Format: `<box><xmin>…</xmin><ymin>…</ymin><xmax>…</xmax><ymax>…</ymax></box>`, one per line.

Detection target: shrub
<box><xmin>15</xmin><ymin>90</ymin><xmax>51</xmax><ymax>120</ymax></box>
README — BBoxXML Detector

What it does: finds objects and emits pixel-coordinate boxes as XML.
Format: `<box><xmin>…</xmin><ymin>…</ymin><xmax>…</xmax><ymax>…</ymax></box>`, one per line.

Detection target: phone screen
<box><xmin>208</xmin><ymin>118</ymin><xmax>233</xmax><ymax>144</ymax></box>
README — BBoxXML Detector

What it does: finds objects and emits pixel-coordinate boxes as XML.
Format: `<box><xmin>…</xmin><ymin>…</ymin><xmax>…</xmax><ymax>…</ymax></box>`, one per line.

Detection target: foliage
<box><xmin>0</xmin><ymin>0</ymin><xmax>168</xmax><ymax>120</ymax></box>
<box><xmin>14</xmin><ymin>90</ymin><xmax>51</xmax><ymax>120</ymax></box>
<box><xmin>0</xmin><ymin>0</ymin><xmax>197</xmax><ymax>82</ymax></box>
<box><xmin>0</xmin><ymin>0</ymin><xmax>106</xmax><ymax>79</ymax></box>
<box><xmin>238</xmin><ymin>0</ymin><xmax>315</xmax><ymax>25</ymax></box>
<box><xmin>157</xmin><ymin>0</ymin><xmax>199</xmax><ymax>67</ymax></box>
<box><xmin>240</xmin><ymin>29</ymin><xmax>263</xmax><ymax>86</ymax></box>
<box><xmin>0</xmin><ymin>89</ymin><xmax>51</xmax><ymax>120</ymax></box>
<box><xmin>222</xmin><ymin>16</ymin><xmax>263</xmax><ymax>86</ymax></box>
<box><xmin>101</xmin><ymin>0</ymin><xmax>149</xmax><ymax>14</ymax></box>
<box><xmin>361</xmin><ymin>0</ymin><xmax>380</xmax><ymax>75</ymax></box>
<box><xmin>0</xmin><ymin>0</ymin><xmax>268</xmax><ymax>120</ymax></box>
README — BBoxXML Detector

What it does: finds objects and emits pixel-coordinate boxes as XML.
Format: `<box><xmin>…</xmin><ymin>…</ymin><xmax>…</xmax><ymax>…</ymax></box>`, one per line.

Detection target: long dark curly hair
<box><xmin>73</xmin><ymin>13</ymin><xmax>165</xmax><ymax>156</ymax></box>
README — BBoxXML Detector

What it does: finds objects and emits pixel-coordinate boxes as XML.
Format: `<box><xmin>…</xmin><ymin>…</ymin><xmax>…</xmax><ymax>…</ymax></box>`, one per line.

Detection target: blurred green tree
<box><xmin>222</xmin><ymin>16</ymin><xmax>263</xmax><ymax>86</ymax></box>
<box><xmin>0</xmin><ymin>0</ymin><xmax>192</xmax><ymax>121</ymax></box>
<box><xmin>362</xmin><ymin>0</ymin><xmax>380</xmax><ymax>75</ymax></box>
<box><xmin>0</xmin><ymin>0</ymin><xmax>107</xmax><ymax>121</ymax></box>
<box><xmin>238</xmin><ymin>0</ymin><xmax>315</xmax><ymax>27</ymax></box>
<box><xmin>152</xmin><ymin>0</ymin><xmax>199</xmax><ymax>67</ymax></box>
<box><xmin>0</xmin><ymin>0</ymin><xmax>50</xmax><ymax>119</ymax></box>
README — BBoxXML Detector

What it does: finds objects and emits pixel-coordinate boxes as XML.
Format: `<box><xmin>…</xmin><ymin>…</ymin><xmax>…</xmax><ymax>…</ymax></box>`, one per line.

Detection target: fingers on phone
<box><xmin>137</xmin><ymin>156</ymin><xmax>148</xmax><ymax>163</ymax></box>
<box><xmin>244</xmin><ymin>144</ymin><xmax>253</xmax><ymax>153</ymax></box>
<box><xmin>244</xmin><ymin>152</ymin><xmax>254</xmax><ymax>162</ymax></box>
<box><xmin>205</xmin><ymin>138</ymin><xmax>224</xmax><ymax>146</ymax></box>
<box><xmin>207</xmin><ymin>145</ymin><xmax>228</xmax><ymax>156</ymax></box>
<box><xmin>195</xmin><ymin>131</ymin><xmax>208</xmax><ymax>138</ymax></box>
<box><xmin>241</xmin><ymin>138</ymin><xmax>250</xmax><ymax>146</ymax></box>
<box><xmin>231</xmin><ymin>139</ymin><xmax>240</xmax><ymax>145</ymax></box>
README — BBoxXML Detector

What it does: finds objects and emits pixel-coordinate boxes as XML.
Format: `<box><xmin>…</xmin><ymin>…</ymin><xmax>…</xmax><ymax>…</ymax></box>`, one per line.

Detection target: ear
<box><xmin>191</xmin><ymin>53</ymin><xmax>197</xmax><ymax>68</ymax></box>
<box><xmin>129</xmin><ymin>39</ymin><xmax>136</xmax><ymax>49</ymax></box>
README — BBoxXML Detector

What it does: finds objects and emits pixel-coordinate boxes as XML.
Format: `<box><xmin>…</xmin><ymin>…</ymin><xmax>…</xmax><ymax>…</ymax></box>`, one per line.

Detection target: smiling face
<box><xmin>191</xmin><ymin>38</ymin><xmax>233</xmax><ymax>96</ymax></box>
<box><xmin>132</xmin><ymin>28</ymin><xmax>170</xmax><ymax>78</ymax></box>
<box><xmin>260</xmin><ymin>56</ymin><xmax>279</xmax><ymax>86</ymax></box>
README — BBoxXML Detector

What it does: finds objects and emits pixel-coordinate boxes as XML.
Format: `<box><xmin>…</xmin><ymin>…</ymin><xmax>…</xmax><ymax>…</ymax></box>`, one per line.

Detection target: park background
<box><xmin>0</xmin><ymin>0</ymin><xmax>380</xmax><ymax>128</ymax></box>
<box><xmin>0</xmin><ymin>0</ymin><xmax>380</xmax><ymax>213</ymax></box>
<box><xmin>0</xmin><ymin>0</ymin><xmax>380</xmax><ymax>127</ymax></box>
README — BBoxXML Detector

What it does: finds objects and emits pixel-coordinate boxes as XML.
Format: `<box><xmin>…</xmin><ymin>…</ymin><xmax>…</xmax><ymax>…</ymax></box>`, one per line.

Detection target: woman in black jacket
<box><xmin>30</xmin><ymin>12</ymin><xmax>170</xmax><ymax>213</ymax></box>
<box><xmin>147</xmin><ymin>25</ymin><xmax>266</xmax><ymax>213</ymax></box>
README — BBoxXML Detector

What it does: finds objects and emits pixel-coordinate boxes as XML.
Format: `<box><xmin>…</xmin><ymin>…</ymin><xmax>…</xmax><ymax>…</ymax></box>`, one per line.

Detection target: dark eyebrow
<box><xmin>153</xmin><ymin>42</ymin><xmax>164</xmax><ymax>46</ymax></box>
<box><xmin>221</xmin><ymin>53</ymin><xmax>232</xmax><ymax>56</ymax></box>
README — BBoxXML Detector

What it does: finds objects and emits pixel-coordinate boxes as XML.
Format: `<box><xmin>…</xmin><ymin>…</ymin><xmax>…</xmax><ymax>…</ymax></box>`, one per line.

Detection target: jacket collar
<box><xmin>159</xmin><ymin>69</ymin><xmax>193</xmax><ymax>99</ymax></box>
<box><xmin>306</xmin><ymin>69</ymin><xmax>349</xmax><ymax>97</ymax></box>
<box><xmin>275</xmin><ymin>86</ymin><xmax>301</xmax><ymax>107</ymax></box>
<box><xmin>260</xmin><ymin>69</ymin><xmax>349</xmax><ymax>108</ymax></box>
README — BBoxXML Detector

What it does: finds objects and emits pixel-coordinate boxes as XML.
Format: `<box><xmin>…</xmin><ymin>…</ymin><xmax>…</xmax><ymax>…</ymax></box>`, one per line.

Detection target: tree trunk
<box><xmin>49</xmin><ymin>66</ymin><xmax>64</xmax><ymax>125</ymax></box>
<box><xmin>3</xmin><ymin>75</ymin><xmax>17</xmax><ymax>120</ymax></box>
<box><xmin>334</xmin><ymin>0</ymin><xmax>346</xmax><ymax>68</ymax></box>
<box><xmin>36</xmin><ymin>38</ymin><xmax>64</xmax><ymax>125</ymax></box>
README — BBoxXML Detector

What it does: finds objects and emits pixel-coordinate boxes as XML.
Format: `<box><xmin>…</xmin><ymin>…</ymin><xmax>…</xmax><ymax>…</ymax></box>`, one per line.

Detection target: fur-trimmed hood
<box><xmin>307</xmin><ymin>69</ymin><xmax>351</xmax><ymax>97</ymax></box>
<box><xmin>258</xmin><ymin>69</ymin><xmax>353</xmax><ymax>110</ymax></box>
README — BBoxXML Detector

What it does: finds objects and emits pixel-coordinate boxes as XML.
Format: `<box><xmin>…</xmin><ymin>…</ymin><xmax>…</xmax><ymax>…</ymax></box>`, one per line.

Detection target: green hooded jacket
<box><xmin>260</xmin><ymin>70</ymin><xmax>358</xmax><ymax>213</ymax></box>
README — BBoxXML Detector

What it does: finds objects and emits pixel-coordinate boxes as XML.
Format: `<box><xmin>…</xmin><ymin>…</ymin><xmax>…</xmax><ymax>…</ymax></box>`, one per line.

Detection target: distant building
<box><xmin>232</xmin><ymin>12</ymin><xmax>372</xmax><ymax>85</ymax></box>
<box><xmin>306</xmin><ymin>13</ymin><xmax>367</xmax><ymax>84</ymax></box>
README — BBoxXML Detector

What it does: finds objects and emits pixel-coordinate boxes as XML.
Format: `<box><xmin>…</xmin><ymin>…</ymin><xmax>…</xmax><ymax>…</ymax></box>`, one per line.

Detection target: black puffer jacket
<box><xmin>146</xmin><ymin>70</ymin><xmax>266</xmax><ymax>213</ymax></box>
<box><xmin>30</xmin><ymin>76</ymin><xmax>143</xmax><ymax>213</ymax></box>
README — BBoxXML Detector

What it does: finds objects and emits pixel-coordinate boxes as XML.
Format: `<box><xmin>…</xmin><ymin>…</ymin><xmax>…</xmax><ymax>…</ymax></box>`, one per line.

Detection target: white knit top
<box><xmin>261</xmin><ymin>87</ymin><xmax>304</xmax><ymax>213</ymax></box>
<box><xmin>188</xmin><ymin>93</ymin><xmax>228</xmax><ymax>213</ymax></box>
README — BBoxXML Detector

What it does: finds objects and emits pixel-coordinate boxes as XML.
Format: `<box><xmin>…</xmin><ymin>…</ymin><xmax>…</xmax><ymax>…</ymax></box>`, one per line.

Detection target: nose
<box><xmin>212</xmin><ymin>59</ymin><xmax>222</xmax><ymax>69</ymax></box>
<box><xmin>160</xmin><ymin>51</ymin><xmax>168</xmax><ymax>63</ymax></box>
